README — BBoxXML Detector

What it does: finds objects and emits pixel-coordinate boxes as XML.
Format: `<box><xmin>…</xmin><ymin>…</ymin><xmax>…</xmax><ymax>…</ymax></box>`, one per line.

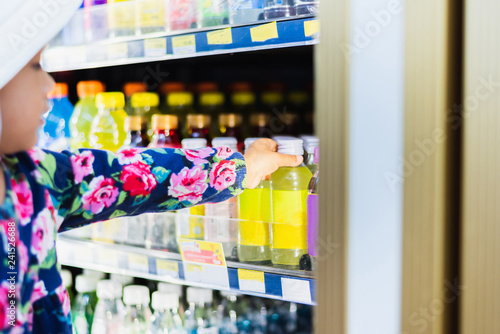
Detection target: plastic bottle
<box><xmin>249</xmin><ymin>113</ymin><xmax>272</xmax><ymax>138</ymax></box>
<box><xmin>135</xmin><ymin>0</ymin><xmax>165</xmax><ymax>35</ymax></box>
<box><xmin>159</xmin><ymin>82</ymin><xmax>187</xmax><ymax>113</ymax></box>
<box><xmin>260</xmin><ymin>91</ymin><xmax>289</xmax><ymax>136</ymax></box>
<box><xmin>110</xmin><ymin>273</ymin><xmax>134</xmax><ymax>287</ymax></box>
<box><xmin>203</xmin><ymin>137</ymin><xmax>239</xmax><ymax>260</ymax></box>
<box><xmin>91</xmin><ymin>280</ymin><xmax>126</xmax><ymax>334</ymax></box>
<box><xmin>270</xmin><ymin>138</ymin><xmax>311</xmax><ymax>268</ymax></box>
<box><xmin>231</xmin><ymin>91</ymin><xmax>256</xmax><ymax>139</ymax></box>
<box><xmin>186</xmin><ymin>114</ymin><xmax>212</xmax><ymax>142</ymax></box>
<box><xmin>263</xmin><ymin>0</ymin><xmax>296</xmax><ymax>19</ymax></box>
<box><xmin>228</xmin><ymin>0</ymin><xmax>265</xmax><ymax>24</ymax></box>
<box><xmin>70</xmin><ymin>81</ymin><xmax>105</xmax><ymax>149</ymax></box>
<box><xmin>108</xmin><ymin>0</ymin><xmax>135</xmax><ymax>38</ymax></box>
<box><xmin>237</xmin><ymin>138</ymin><xmax>272</xmax><ymax>264</ymax></box>
<box><xmin>184</xmin><ymin>288</ymin><xmax>217</xmax><ymax>333</ymax></box>
<box><xmin>124</xmin><ymin>116</ymin><xmax>150</xmax><ymax>148</ymax></box>
<box><xmin>123</xmin><ymin>285</ymin><xmax>153</xmax><ymax>334</ymax></box>
<box><xmin>150</xmin><ymin>291</ymin><xmax>184</xmax><ymax>334</ymax></box>
<box><xmin>89</xmin><ymin>92</ymin><xmax>128</xmax><ymax>152</ymax></box>
<box><xmin>73</xmin><ymin>275</ymin><xmax>98</xmax><ymax>334</ymax></box>
<box><xmin>60</xmin><ymin>269</ymin><xmax>74</xmax><ymax>306</ymax></box>
<box><xmin>304</xmin><ymin>146</ymin><xmax>319</xmax><ymax>271</ymax></box>
<box><xmin>83</xmin><ymin>269</ymin><xmax>106</xmax><ymax>281</ymax></box>
<box><xmin>197</xmin><ymin>0</ymin><xmax>229</xmax><ymax>27</ymax></box>
<box><xmin>84</xmin><ymin>0</ymin><xmax>109</xmax><ymax>44</ymax></box>
<box><xmin>299</xmin><ymin>135</ymin><xmax>319</xmax><ymax>174</ymax></box>
<box><xmin>39</xmin><ymin>83</ymin><xmax>74</xmax><ymax>151</ymax></box>
<box><xmin>294</xmin><ymin>0</ymin><xmax>319</xmax><ymax>15</ymax></box>
<box><xmin>149</xmin><ymin>115</ymin><xmax>182</xmax><ymax>148</ymax></box>
<box><xmin>124</xmin><ymin>82</ymin><xmax>148</xmax><ymax>115</ymax></box>
<box><xmin>218</xmin><ymin>291</ymin><xmax>246</xmax><ymax>334</ymax></box>
<box><xmin>167</xmin><ymin>0</ymin><xmax>197</xmax><ymax>31</ymax></box>
<box><xmin>218</xmin><ymin>114</ymin><xmax>244</xmax><ymax>151</ymax></box>
<box><xmin>131</xmin><ymin>92</ymin><xmax>160</xmax><ymax>136</ymax></box>
<box><xmin>175</xmin><ymin>138</ymin><xmax>208</xmax><ymax>241</ymax></box>
<box><xmin>199</xmin><ymin>92</ymin><xmax>225</xmax><ymax>136</ymax></box>
<box><xmin>167</xmin><ymin>92</ymin><xmax>195</xmax><ymax>139</ymax></box>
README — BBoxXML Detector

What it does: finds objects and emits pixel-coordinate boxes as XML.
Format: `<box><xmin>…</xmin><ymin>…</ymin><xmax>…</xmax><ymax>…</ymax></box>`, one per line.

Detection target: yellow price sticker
<box><xmin>207</xmin><ymin>28</ymin><xmax>233</xmax><ymax>45</ymax></box>
<box><xmin>144</xmin><ymin>38</ymin><xmax>167</xmax><ymax>57</ymax></box>
<box><xmin>238</xmin><ymin>269</ymin><xmax>265</xmax><ymax>283</ymax></box>
<box><xmin>156</xmin><ymin>259</ymin><xmax>179</xmax><ymax>272</ymax></box>
<box><xmin>172</xmin><ymin>35</ymin><xmax>196</xmax><ymax>55</ymax></box>
<box><xmin>250</xmin><ymin>22</ymin><xmax>279</xmax><ymax>42</ymax></box>
<box><xmin>186</xmin><ymin>263</ymin><xmax>203</xmax><ymax>272</ymax></box>
<box><xmin>129</xmin><ymin>254</ymin><xmax>148</xmax><ymax>266</ymax></box>
<box><xmin>304</xmin><ymin>19</ymin><xmax>320</xmax><ymax>37</ymax></box>
<box><xmin>107</xmin><ymin>42</ymin><xmax>128</xmax><ymax>60</ymax></box>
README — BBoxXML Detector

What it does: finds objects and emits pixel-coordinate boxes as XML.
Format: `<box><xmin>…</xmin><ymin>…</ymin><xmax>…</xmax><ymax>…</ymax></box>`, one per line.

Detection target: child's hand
<box><xmin>243</xmin><ymin>138</ymin><xmax>303</xmax><ymax>189</ymax></box>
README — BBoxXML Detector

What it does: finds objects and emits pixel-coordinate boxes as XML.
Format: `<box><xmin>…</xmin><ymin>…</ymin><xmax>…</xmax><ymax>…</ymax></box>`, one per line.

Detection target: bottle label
<box><xmin>109</xmin><ymin>0</ymin><xmax>135</xmax><ymax>30</ymax></box>
<box><xmin>238</xmin><ymin>188</ymin><xmax>271</xmax><ymax>246</ymax></box>
<box><xmin>204</xmin><ymin>198</ymin><xmax>237</xmax><ymax>242</ymax></box>
<box><xmin>307</xmin><ymin>194</ymin><xmax>318</xmax><ymax>256</ymax></box>
<box><xmin>271</xmin><ymin>190</ymin><xmax>308</xmax><ymax>250</ymax></box>
<box><xmin>137</xmin><ymin>0</ymin><xmax>165</xmax><ymax>27</ymax></box>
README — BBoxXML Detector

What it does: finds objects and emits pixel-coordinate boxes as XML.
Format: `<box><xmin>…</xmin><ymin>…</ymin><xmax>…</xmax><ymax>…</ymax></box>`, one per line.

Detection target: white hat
<box><xmin>0</xmin><ymin>0</ymin><xmax>81</xmax><ymax>89</ymax></box>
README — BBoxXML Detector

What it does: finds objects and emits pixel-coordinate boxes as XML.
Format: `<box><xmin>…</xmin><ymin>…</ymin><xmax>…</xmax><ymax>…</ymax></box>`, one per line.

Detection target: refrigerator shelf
<box><xmin>42</xmin><ymin>16</ymin><xmax>319</xmax><ymax>72</ymax></box>
<box><xmin>57</xmin><ymin>234</ymin><xmax>316</xmax><ymax>305</ymax></box>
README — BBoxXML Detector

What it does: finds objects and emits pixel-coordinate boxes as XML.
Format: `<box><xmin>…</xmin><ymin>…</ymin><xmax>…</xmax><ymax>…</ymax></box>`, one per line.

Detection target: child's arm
<box><xmin>30</xmin><ymin>147</ymin><xmax>246</xmax><ymax>232</ymax></box>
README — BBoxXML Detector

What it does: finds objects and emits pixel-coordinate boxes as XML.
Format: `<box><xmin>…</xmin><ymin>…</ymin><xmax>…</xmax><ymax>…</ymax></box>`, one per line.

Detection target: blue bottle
<box><xmin>229</xmin><ymin>0</ymin><xmax>265</xmax><ymax>24</ymax></box>
<box><xmin>39</xmin><ymin>83</ymin><xmax>74</xmax><ymax>151</ymax></box>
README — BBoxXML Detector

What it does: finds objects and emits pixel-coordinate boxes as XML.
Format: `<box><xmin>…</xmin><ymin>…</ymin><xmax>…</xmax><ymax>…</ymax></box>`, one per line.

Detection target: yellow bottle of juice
<box><xmin>176</xmin><ymin>138</ymin><xmax>208</xmax><ymax>240</ymax></box>
<box><xmin>89</xmin><ymin>92</ymin><xmax>128</xmax><ymax>152</ymax></box>
<box><xmin>270</xmin><ymin>138</ymin><xmax>312</xmax><ymax>268</ymax></box>
<box><xmin>237</xmin><ymin>138</ymin><xmax>272</xmax><ymax>264</ymax></box>
<box><xmin>131</xmin><ymin>92</ymin><xmax>160</xmax><ymax>136</ymax></box>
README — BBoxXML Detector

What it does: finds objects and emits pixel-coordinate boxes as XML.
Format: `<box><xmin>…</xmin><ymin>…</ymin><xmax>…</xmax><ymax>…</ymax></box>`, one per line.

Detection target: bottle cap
<box><xmin>275</xmin><ymin>138</ymin><xmax>304</xmax><ymax>156</ymax></box>
<box><xmin>196</xmin><ymin>82</ymin><xmax>219</xmax><ymax>93</ymax></box>
<box><xmin>250</xmin><ymin>113</ymin><xmax>270</xmax><ymax>127</ymax></box>
<box><xmin>159</xmin><ymin>82</ymin><xmax>186</xmax><ymax>96</ymax></box>
<box><xmin>97</xmin><ymin>280</ymin><xmax>123</xmax><ymax>299</ymax></box>
<box><xmin>152</xmin><ymin>292</ymin><xmax>179</xmax><ymax>310</ymax></box>
<box><xmin>200</xmin><ymin>92</ymin><xmax>224</xmax><ymax>106</ymax></box>
<box><xmin>244</xmin><ymin>137</ymin><xmax>261</xmax><ymax>152</ymax></box>
<box><xmin>187</xmin><ymin>114</ymin><xmax>211</xmax><ymax>129</ymax></box>
<box><xmin>123</xmin><ymin>285</ymin><xmax>150</xmax><ymax>305</ymax></box>
<box><xmin>181</xmin><ymin>138</ymin><xmax>207</xmax><ymax>149</ymax></box>
<box><xmin>219</xmin><ymin>113</ymin><xmax>242</xmax><ymax>127</ymax></box>
<box><xmin>131</xmin><ymin>92</ymin><xmax>159</xmax><ymax>108</ymax></box>
<box><xmin>167</xmin><ymin>92</ymin><xmax>193</xmax><ymax>106</ymax></box>
<box><xmin>77</xmin><ymin>81</ymin><xmax>105</xmax><ymax>98</ymax></box>
<box><xmin>261</xmin><ymin>92</ymin><xmax>283</xmax><ymax>105</ymax></box>
<box><xmin>152</xmin><ymin>114</ymin><xmax>178</xmax><ymax>130</ymax></box>
<box><xmin>299</xmin><ymin>135</ymin><xmax>319</xmax><ymax>154</ymax></box>
<box><xmin>157</xmin><ymin>283</ymin><xmax>183</xmax><ymax>296</ymax></box>
<box><xmin>123</xmin><ymin>82</ymin><xmax>147</xmax><ymax>97</ymax></box>
<box><xmin>314</xmin><ymin>147</ymin><xmax>319</xmax><ymax>165</ymax></box>
<box><xmin>110</xmin><ymin>273</ymin><xmax>134</xmax><ymax>286</ymax></box>
<box><xmin>60</xmin><ymin>270</ymin><xmax>72</xmax><ymax>288</ymax></box>
<box><xmin>96</xmin><ymin>92</ymin><xmax>125</xmax><ymax>109</ymax></box>
<box><xmin>75</xmin><ymin>275</ymin><xmax>98</xmax><ymax>293</ymax></box>
<box><xmin>219</xmin><ymin>290</ymin><xmax>242</xmax><ymax>298</ymax></box>
<box><xmin>124</xmin><ymin>116</ymin><xmax>143</xmax><ymax>132</ymax></box>
<box><xmin>212</xmin><ymin>137</ymin><xmax>237</xmax><ymax>151</ymax></box>
<box><xmin>186</xmin><ymin>287</ymin><xmax>213</xmax><ymax>304</ymax></box>
<box><xmin>48</xmin><ymin>83</ymin><xmax>68</xmax><ymax>99</ymax></box>
<box><xmin>228</xmin><ymin>82</ymin><xmax>251</xmax><ymax>92</ymax></box>
<box><xmin>288</xmin><ymin>91</ymin><xmax>309</xmax><ymax>105</ymax></box>
<box><xmin>232</xmin><ymin>92</ymin><xmax>255</xmax><ymax>106</ymax></box>
<box><xmin>83</xmin><ymin>269</ymin><xmax>106</xmax><ymax>280</ymax></box>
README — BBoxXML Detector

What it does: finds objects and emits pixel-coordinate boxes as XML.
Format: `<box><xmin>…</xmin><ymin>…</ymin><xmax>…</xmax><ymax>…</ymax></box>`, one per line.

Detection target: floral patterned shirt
<box><xmin>0</xmin><ymin>146</ymin><xmax>246</xmax><ymax>333</ymax></box>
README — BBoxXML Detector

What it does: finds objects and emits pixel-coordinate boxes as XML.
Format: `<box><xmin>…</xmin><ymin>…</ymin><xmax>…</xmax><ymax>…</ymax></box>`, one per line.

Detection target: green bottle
<box><xmin>73</xmin><ymin>275</ymin><xmax>98</xmax><ymax>334</ymax></box>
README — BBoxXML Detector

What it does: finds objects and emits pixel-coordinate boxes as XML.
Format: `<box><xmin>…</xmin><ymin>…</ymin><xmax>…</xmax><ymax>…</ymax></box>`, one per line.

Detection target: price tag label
<box><xmin>107</xmin><ymin>42</ymin><xmax>128</xmax><ymax>60</ymax></box>
<box><xmin>128</xmin><ymin>254</ymin><xmax>149</xmax><ymax>273</ymax></box>
<box><xmin>238</xmin><ymin>269</ymin><xmax>265</xmax><ymax>293</ymax></box>
<box><xmin>74</xmin><ymin>247</ymin><xmax>94</xmax><ymax>264</ymax></box>
<box><xmin>281</xmin><ymin>278</ymin><xmax>312</xmax><ymax>304</ymax></box>
<box><xmin>207</xmin><ymin>28</ymin><xmax>233</xmax><ymax>45</ymax></box>
<box><xmin>156</xmin><ymin>259</ymin><xmax>179</xmax><ymax>279</ymax></box>
<box><xmin>250</xmin><ymin>22</ymin><xmax>279</xmax><ymax>42</ymax></box>
<box><xmin>144</xmin><ymin>38</ymin><xmax>167</xmax><ymax>57</ymax></box>
<box><xmin>98</xmin><ymin>249</ymin><xmax>119</xmax><ymax>267</ymax></box>
<box><xmin>172</xmin><ymin>35</ymin><xmax>196</xmax><ymax>55</ymax></box>
<box><xmin>304</xmin><ymin>19</ymin><xmax>320</xmax><ymax>37</ymax></box>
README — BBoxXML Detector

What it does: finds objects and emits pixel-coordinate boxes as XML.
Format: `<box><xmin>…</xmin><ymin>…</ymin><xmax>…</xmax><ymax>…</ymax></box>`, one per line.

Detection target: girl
<box><xmin>0</xmin><ymin>1</ymin><xmax>302</xmax><ymax>333</ymax></box>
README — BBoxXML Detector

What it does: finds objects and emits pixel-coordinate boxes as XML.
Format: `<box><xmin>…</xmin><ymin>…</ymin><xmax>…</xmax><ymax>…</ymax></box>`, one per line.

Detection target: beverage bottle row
<box><xmin>62</xmin><ymin>269</ymin><xmax>312</xmax><ymax>334</ymax></box>
<box><xmin>55</xmin><ymin>0</ymin><xmax>319</xmax><ymax>46</ymax></box>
